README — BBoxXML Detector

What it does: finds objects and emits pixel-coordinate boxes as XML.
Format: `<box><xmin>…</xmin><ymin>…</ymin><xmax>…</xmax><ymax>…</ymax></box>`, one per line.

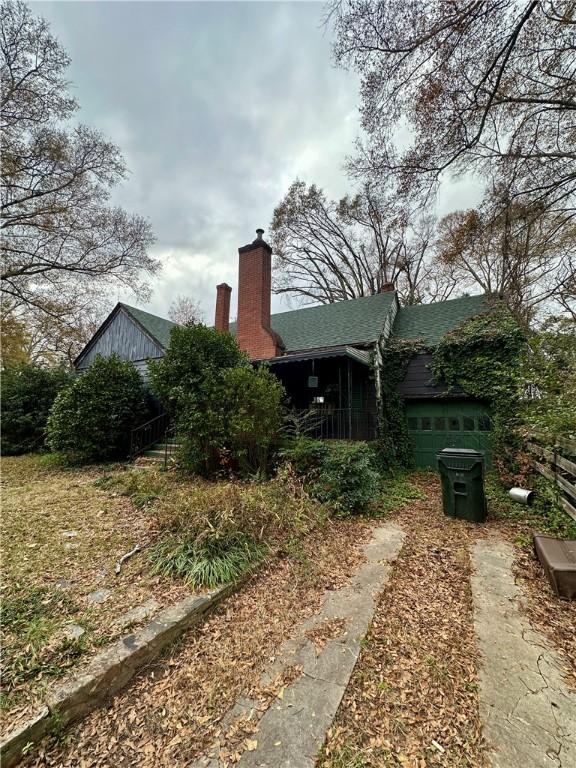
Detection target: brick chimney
<box><xmin>236</xmin><ymin>229</ymin><xmax>283</xmax><ymax>359</ymax></box>
<box><xmin>214</xmin><ymin>282</ymin><xmax>232</xmax><ymax>332</ymax></box>
<box><xmin>380</xmin><ymin>281</ymin><xmax>395</xmax><ymax>293</ymax></box>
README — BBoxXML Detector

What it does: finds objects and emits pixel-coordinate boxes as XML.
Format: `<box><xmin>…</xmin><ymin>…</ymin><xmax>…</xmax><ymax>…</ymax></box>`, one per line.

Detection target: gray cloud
<box><xmin>32</xmin><ymin>1</ymin><xmax>360</xmax><ymax>321</ymax></box>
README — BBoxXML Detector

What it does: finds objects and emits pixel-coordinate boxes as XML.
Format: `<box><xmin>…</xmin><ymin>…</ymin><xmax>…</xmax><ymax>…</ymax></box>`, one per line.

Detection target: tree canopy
<box><xmin>1</xmin><ymin>1</ymin><xmax>157</xmax><ymax>362</ymax></box>
<box><xmin>330</xmin><ymin>0</ymin><xmax>575</xmax><ymax>214</ymax></box>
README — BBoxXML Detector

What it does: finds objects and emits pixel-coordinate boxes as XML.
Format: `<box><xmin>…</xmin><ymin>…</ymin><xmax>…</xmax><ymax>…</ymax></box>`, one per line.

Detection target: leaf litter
<box><xmin>24</xmin><ymin>517</ymin><xmax>374</xmax><ymax>767</ymax></box>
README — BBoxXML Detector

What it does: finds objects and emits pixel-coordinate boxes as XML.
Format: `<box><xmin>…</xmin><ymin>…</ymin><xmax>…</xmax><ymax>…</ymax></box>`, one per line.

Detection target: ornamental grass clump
<box><xmin>149</xmin><ymin>465</ymin><xmax>326</xmax><ymax>588</ymax></box>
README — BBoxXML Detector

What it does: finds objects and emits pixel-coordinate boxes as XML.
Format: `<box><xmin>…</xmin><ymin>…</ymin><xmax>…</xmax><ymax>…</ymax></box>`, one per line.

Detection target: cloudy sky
<box><xmin>32</xmin><ymin>1</ymin><xmax>482</xmax><ymax>324</ymax></box>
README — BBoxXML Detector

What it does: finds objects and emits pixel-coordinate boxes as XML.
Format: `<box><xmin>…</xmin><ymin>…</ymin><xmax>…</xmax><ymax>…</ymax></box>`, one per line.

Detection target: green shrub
<box><xmin>1</xmin><ymin>364</ymin><xmax>71</xmax><ymax>455</ymax></box>
<box><xmin>221</xmin><ymin>366</ymin><xmax>285</xmax><ymax>476</ymax></box>
<box><xmin>285</xmin><ymin>439</ymin><xmax>382</xmax><ymax>515</ymax></box>
<box><xmin>46</xmin><ymin>354</ymin><xmax>147</xmax><ymax>462</ymax></box>
<box><xmin>311</xmin><ymin>442</ymin><xmax>381</xmax><ymax>515</ymax></box>
<box><xmin>148</xmin><ymin>323</ymin><xmax>246</xmax><ymax>412</ymax></box>
<box><xmin>150</xmin><ymin>325</ymin><xmax>284</xmax><ymax>477</ymax></box>
<box><xmin>281</xmin><ymin>437</ymin><xmax>328</xmax><ymax>478</ymax></box>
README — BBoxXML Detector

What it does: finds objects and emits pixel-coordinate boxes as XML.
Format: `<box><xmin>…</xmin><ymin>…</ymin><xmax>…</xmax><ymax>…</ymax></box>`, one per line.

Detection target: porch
<box><xmin>266</xmin><ymin>346</ymin><xmax>378</xmax><ymax>442</ymax></box>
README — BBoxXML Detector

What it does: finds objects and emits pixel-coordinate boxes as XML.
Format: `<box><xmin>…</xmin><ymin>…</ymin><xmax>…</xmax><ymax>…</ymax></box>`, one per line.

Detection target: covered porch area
<box><xmin>267</xmin><ymin>347</ymin><xmax>378</xmax><ymax>441</ymax></box>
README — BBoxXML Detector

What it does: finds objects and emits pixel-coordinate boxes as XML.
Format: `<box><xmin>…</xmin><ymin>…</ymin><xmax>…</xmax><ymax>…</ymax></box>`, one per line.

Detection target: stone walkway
<box><xmin>471</xmin><ymin>540</ymin><xmax>576</xmax><ymax>768</ymax></box>
<box><xmin>193</xmin><ymin>522</ymin><xmax>406</xmax><ymax>768</ymax></box>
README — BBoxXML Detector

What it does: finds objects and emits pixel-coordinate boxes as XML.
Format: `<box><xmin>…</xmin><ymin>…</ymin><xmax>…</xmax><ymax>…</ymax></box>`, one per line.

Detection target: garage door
<box><xmin>405</xmin><ymin>401</ymin><xmax>493</xmax><ymax>469</ymax></box>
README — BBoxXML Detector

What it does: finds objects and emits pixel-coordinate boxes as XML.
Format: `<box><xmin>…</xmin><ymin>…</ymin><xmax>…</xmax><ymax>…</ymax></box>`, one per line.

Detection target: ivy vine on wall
<box><xmin>377</xmin><ymin>303</ymin><xmax>526</xmax><ymax>471</ymax></box>
<box><xmin>378</xmin><ymin>338</ymin><xmax>426</xmax><ymax>467</ymax></box>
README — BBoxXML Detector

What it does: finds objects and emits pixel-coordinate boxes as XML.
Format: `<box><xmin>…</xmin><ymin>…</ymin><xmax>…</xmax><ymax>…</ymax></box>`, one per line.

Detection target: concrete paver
<box><xmin>471</xmin><ymin>539</ymin><xmax>576</xmax><ymax>768</ymax></box>
<box><xmin>194</xmin><ymin>522</ymin><xmax>405</xmax><ymax>768</ymax></box>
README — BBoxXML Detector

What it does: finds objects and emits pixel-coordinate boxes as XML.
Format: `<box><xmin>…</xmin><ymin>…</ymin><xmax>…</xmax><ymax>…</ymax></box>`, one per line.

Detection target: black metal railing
<box><xmin>161</xmin><ymin>424</ymin><xmax>177</xmax><ymax>468</ymax></box>
<box><xmin>295</xmin><ymin>407</ymin><xmax>377</xmax><ymax>441</ymax></box>
<box><xmin>130</xmin><ymin>412</ymin><xmax>171</xmax><ymax>458</ymax></box>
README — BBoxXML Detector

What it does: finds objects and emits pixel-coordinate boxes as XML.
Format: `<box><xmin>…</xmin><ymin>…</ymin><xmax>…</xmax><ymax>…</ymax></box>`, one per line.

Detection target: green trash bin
<box><xmin>437</xmin><ymin>448</ymin><xmax>487</xmax><ymax>523</ymax></box>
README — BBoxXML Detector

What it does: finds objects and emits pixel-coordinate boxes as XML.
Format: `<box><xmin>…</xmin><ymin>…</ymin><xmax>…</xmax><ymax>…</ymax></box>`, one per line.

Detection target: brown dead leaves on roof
<box><xmin>319</xmin><ymin>474</ymin><xmax>488</xmax><ymax>768</ymax></box>
<box><xmin>25</xmin><ymin>517</ymin><xmax>374</xmax><ymax>767</ymax></box>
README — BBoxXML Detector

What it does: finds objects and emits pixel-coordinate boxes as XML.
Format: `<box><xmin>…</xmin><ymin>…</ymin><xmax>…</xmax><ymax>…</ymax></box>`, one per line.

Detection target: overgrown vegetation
<box><xmin>0</xmin><ymin>363</ymin><xmax>71</xmax><ymax>455</ymax></box>
<box><xmin>147</xmin><ymin>465</ymin><xmax>327</xmax><ymax>587</ymax></box>
<box><xmin>149</xmin><ymin>325</ymin><xmax>285</xmax><ymax>477</ymax></box>
<box><xmin>378</xmin><ymin>339</ymin><xmax>425</xmax><ymax>467</ymax></box>
<box><xmin>283</xmin><ymin>438</ymin><xmax>383</xmax><ymax>515</ymax></box>
<box><xmin>432</xmin><ymin>304</ymin><xmax>526</xmax><ymax>472</ymax></box>
<box><xmin>47</xmin><ymin>354</ymin><xmax>148</xmax><ymax>462</ymax></box>
<box><xmin>486</xmin><ymin>472</ymin><xmax>576</xmax><ymax>542</ymax></box>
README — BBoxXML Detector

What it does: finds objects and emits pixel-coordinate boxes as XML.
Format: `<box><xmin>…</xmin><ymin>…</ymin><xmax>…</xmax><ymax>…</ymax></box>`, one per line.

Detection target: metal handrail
<box><xmin>130</xmin><ymin>412</ymin><xmax>171</xmax><ymax>458</ymax></box>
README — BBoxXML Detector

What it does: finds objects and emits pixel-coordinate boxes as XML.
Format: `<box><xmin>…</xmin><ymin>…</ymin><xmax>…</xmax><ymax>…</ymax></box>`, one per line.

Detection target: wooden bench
<box><xmin>533</xmin><ymin>535</ymin><xmax>576</xmax><ymax>599</ymax></box>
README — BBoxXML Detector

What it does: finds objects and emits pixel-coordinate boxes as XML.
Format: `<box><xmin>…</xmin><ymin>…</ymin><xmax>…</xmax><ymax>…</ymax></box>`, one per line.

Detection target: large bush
<box><xmin>284</xmin><ymin>437</ymin><xmax>382</xmax><ymax>514</ymax></box>
<box><xmin>1</xmin><ymin>364</ymin><xmax>71</xmax><ymax>455</ymax></box>
<box><xmin>47</xmin><ymin>354</ymin><xmax>147</xmax><ymax>462</ymax></box>
<box><xmin>149</xmin><ymin>324</ymin><xmax>246</xmax><ymax>412</ymax></box>
<box><xmin>149</xmin><ymin>325</ymin><xmax>285</xmax><ymax>477</ymax></box>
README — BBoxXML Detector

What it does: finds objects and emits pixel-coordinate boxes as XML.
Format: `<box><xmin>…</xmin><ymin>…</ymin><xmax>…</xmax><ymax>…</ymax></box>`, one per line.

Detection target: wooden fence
<box><xmin>526</xmin><ymin>437</ymin><xmax>576</xmax><ymax>522</ymax></box>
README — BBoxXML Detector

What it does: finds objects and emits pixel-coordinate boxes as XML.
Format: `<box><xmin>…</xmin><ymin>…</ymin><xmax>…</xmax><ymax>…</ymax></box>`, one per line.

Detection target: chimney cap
<box><xmin>239</xmin><ymin>228</ymin><xmax>272</xmax><ymax>255</ymax></box>
<box><xmin>216</xmin><ymin>282</ymin><xmax>232</xmax><ymax>291</ymax></box>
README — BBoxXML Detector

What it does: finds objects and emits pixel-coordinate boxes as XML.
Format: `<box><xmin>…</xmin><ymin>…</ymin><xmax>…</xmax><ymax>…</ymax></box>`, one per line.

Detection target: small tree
<box><xmin>1</xmin><ymin>363</ymin><xmax>71</xmax><ymax>454</ymax></box>
<box><xmin>221</xmin><ymin>366</ymin><xmax>285</xmax><ymax>476</ymax></box>
<box><xmin>149</xmin><ymin>324</ymin><xmax>246</xmax><ymax>413</ymax></box>
<box><xmin>47</xmin><ymin>354</ymin><xmax>147</xmax><ymax>462</ymax></box>
<box><xmin>149</xmin><ymin>326</ymin><xmax>284</xmax><ymax>476</ymax></box>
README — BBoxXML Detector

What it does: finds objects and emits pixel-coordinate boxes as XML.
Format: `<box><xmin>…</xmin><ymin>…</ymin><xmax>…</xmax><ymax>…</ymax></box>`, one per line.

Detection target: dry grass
<box><xmin>1</xmin><ymin>456</ymin><xmax>189</xmax><ymax>734</ymax></box>
<box><xmin>24</xmin><ymin>517</ymin><xmax>375</xmax><ymax>767</ymax></box>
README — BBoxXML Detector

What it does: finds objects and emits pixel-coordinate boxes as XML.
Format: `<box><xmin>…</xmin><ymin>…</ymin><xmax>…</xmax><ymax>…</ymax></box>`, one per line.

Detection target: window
<box><xmin>407</xmin><ymin>417</ymin><xmax>418</xmax><ymax>430</ymax></box>
<box><xmin>463</xmin><ymin>416</ymin><xmax>475</xmax><ymax>431</ymax></box>
<box><xmin>478</xmin><ymin>414</ymin><xmax>492</xmax><ymax>431</ymax></box>
<box><xmin>434</xmin><ymin>417</ymin><xmax>446</xmax><ymax>431</ymax></box>
<box><xmin>312</xmin><ymin>396</ymin><xmax>325</xmax><ymax>404</ymax></box>
<box><xmin>448</xmin><ymin>416</ymin><xmax>460</xmax><ymax>431</ymax></box>
<box><xmin>421</xmin><ymin>417</ymin><xmax>432</xmax><ymax>430</ymax></box>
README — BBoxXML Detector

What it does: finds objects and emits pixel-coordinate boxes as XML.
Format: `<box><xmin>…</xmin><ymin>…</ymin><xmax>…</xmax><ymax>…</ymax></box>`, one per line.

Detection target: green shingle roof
<box><xmin>230</xmin><ymin>292</ymin><xmax>396</xmax><ymax>352</ymax></box>
<box><xmin>392</xmin><ymin>294</ymin><xmax>491</xmax><ymax>346</ymax></box>
<box><xmin>120</xmin><ymin>303</ymin><xmax>178</xmax><ymax>349</ymax></box>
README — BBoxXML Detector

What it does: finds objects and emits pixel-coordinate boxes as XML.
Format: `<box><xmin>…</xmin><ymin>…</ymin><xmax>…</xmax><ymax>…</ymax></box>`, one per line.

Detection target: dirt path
<box><xmin>319</xmin><ymin>475</ymin><xmax>487</xmax><ymax>768</ymax></box>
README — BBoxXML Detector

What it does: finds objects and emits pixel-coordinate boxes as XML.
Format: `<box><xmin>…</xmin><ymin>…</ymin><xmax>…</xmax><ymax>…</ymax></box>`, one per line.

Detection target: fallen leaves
<box><xmin>23</xmin><ymin>517</ymin><xmax>374</xmax><ymax>766</ymax></box>
<box><xmin>318</xmin><ymin>474</ymin><xmax>487</xmax><ymax>768</ymax></box>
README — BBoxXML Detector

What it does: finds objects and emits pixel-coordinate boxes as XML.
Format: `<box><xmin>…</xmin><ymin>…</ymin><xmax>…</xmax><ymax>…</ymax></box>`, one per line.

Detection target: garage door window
<box><xmin>478</xmin><ymin>414</ymin><xmax>492</xmax><ymax>431</ymax></box>
<box><xmin>463</xmin><ymin>416</ymin><xmax>475</xmax><ymax>431</ymax></box>
<box><xmin>421</xmin><ymin>417</ymin><xmax>432</xmax><ymax>430</ymax></box>
<box><xmin>449</xmin><ymin>416</ymin><xmax>460</xmax><ymax>431</ymax></box>
<box><xmin>434</xmin><ymin>417</ymin><xmax>446</xmax><ymax>430</ymax></box>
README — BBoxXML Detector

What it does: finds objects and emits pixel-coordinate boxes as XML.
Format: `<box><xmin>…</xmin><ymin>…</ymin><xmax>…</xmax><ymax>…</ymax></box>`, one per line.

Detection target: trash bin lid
<box><xmin>436</xmin><ymin>448</ymin><xmax>485</xmax><ymax>459</ymax></box>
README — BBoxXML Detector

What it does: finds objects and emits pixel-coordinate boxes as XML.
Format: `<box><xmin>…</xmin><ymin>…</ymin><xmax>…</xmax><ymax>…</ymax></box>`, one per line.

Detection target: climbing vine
<box><xmin>378</xmin><ymin>339</ymin><xmax>426</xmax><ymax>467</ymax></box>
<box><xmin>377</xmin><ymin>304</ymin><xmax>527</xmax><ymax>472</ymax></box>
<box><xmin>431</xmin><ymin>305</ymin><xmax>527</xmax><ymax>472</ymax></box>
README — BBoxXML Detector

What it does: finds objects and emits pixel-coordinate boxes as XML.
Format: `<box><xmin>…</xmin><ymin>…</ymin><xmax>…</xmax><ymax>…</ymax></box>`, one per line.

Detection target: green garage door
<box><xmin>405</xmin><ymin>401</ymin><xmax>493</xmax><ymax>469</ymax></box>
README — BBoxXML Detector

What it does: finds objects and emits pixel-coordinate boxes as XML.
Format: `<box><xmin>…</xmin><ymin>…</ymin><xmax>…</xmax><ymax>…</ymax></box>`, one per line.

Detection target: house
<box><xmin>74</xmin><ymin>229</ymin><xmax>495</xmax><ymax>467</ymax></box>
